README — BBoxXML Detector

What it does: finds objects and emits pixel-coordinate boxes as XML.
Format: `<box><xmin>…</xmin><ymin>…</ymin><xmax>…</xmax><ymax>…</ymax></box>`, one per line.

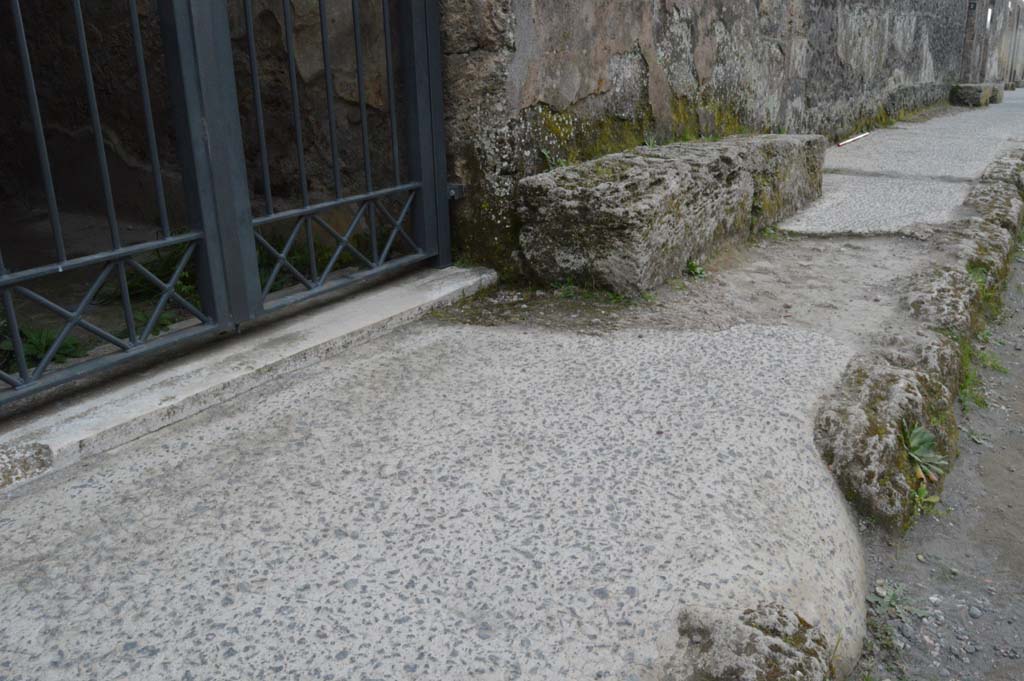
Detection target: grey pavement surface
<box><xmin>0</xmin><ymin>324</ymin><xmax>864</xmax><ymax>680</ymax></box>
<box><xmin>784</xmin><ymin>93</ymin><xmax>1024</xmax><ymax>235</ymax></box>
<box><xmin>4</xmin><ymin>93</ymin><xmax>1024</xmax><ymax>681</ymax></box>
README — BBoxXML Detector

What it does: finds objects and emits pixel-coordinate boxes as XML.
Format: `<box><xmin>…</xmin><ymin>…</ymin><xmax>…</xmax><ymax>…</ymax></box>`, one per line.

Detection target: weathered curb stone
<box><xmin>990</xmin><ymin>84</ymin><xmax>1005</xmax><ymax>104</ymax></box>
<box><xmin>950</xmin><ymin>83</ymin><xmax>994</xmax><ymax>107</ymax></box>
<box><xmin>816</xmin><ymin>150</ymin><xmax>1024</xmax><ymax>528</ymax></box>
<box><xmin>964</xmin><ymin>149</ymin><xmax>1024</xmax><ymax>233</ymax></box>
<box><xmin>517</xmin><ymin>135</ymin><xmax>827</xmax><ymax>293</ymax></box>
<box><xmin>0</xmin><ymin>443</ymin><xmax>53</xmax><ymax>489</ymax></box>
<box><xmin>658</xmin><ymin>604</ymin><xmax>835</xmax><ymax>681</ymax></box>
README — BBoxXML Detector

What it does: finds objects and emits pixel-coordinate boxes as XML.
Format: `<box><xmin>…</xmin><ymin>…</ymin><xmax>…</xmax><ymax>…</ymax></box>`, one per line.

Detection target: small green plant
<box><xmin>960</xmin><ymin>364</ymin><xmax>988</xmax><ymax>410</ymax></box>
<box><xmin>910</xmin><ymin>483</ymin><xmax>941</xmax><ymax>518</ymax></box>
<box><xmin>98</xmin><ymin>245</ymin><xmax>201</xmax><ymax>309</ymax></box>
<box><xmin>866</xmin><ymin>580</ymin><xmax>922</xmax><ymax>621</ymax></box>
<box><xmin>643</xmin><ymin>129</ymin><xmax>659</xmax><ymax>148</ymax></box>
<box><xmin>118</xmin><ymin>309</ymin><xmax>176</xmax><ymax>339</ymax></box>
<box><xmin>967</xmin><ymin>263</ymin><xmax>1003</xmax><ymax>319</ymax></box>
<box><xmin>686</xmin><ymin>260</ymin><xmax>706</xmax><ymax>278</ymax></box>
<box><xmin>975</xmin><ymin>348</ymin><xmax>1008</xmax><ymax>373</ymax></box>
<box><xmin>953</xmin><ymin>334</ymin><xmax>989</xmax><ymax>411</ymax></box>
<box><xmin>898</xmin><ymin>422</ymin><xmax>948</xmax><ymax>482</ymax></box>
<box><xmin>540</xmin><ymin>149</ymin><xmax>568</xmax><ymax>170</ymax></box>
<box><xmin>553</xmin><ymin>279</ymin><xmax>633</xmax><ymax>305</ymax></box>
<box><xmin>0</xmin><ymin>327</ymin><xmax>87</xmax><ymax>372</ymax></box>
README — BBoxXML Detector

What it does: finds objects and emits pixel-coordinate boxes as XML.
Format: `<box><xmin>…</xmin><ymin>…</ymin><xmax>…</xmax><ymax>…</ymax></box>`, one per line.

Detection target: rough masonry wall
<box><xmin>4</xmin><ymin>1</ymin><xmax>1018</xmax><ymax>282</ymax></box>
<box><xmin>442</xmin><ymin>0</ymin><xmax>974</xmax><ymax>277</ymax></box>
<box><xmin>959</xmin><ymin>0</ymin><xmax>1021</xmax><ymax>83</ymax></box>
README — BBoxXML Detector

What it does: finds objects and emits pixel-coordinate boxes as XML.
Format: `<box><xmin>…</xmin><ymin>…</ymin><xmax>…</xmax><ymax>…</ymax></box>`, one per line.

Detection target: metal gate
<box><xmin>0</xmin><ymin>0</ymin><xmax>450</xmax><ymax>408</ymax></box>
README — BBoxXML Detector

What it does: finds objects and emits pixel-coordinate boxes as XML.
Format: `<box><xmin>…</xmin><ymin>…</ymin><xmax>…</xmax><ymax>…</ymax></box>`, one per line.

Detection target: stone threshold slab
<box><xmin>0</xmin><ymin>266</ymin><xmax>496</xmax><ymax>489</ymax></box>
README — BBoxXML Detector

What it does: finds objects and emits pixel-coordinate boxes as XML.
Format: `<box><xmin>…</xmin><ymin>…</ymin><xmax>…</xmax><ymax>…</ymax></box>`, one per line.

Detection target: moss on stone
<box><xmin>449</xmin><ymin>91</ymin><xmax>764</xmax><ymax>280</ymax></box>
<box><xmin>669</xmin><ymin>95</ymin><xmax>751</xmax><ymax>140</ymax></box>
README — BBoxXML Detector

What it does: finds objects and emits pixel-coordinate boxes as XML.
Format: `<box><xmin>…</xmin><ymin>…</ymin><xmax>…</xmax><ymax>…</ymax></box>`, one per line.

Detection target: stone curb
<box><xmin>0</xmin><ymin>267</ymin><xmax>498</xmax><ymax>493</ymax></box>
<box><xmin>815</xmin><ymin>150</ymin><xmax>1024</xmax><ymax>529</ymax></box>
<box><xmin>516</xmin><ymin>135</ymin><xmax>827</xmax><ymax>293</ymax></box>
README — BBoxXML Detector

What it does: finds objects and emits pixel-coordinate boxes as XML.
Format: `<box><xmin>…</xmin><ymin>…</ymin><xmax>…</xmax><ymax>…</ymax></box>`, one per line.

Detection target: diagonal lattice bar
<box><xmin>133</xmin><ymin>242</ymin><xmax>197</xmax><ymax>342</ymax></box>
<box><xmin>312</xmin><ymin>203</ymin><xmax>375</xmax><ymax>285</ymax></box>
<box><xmin>126</xmin><ymin>252</ymin><xmax>209</xmax><ymax>325</ymax></box>
<box><xmin>2</xmin><ymin>285</ymin><xmax>29</xmax><ymax>381</ymax></box>
<box><xmin>373</xmin><ymin>191</ymin><xmax>418</xmax><ymax>265</ymax></box>
<box><xmin>256</xmin><ymin>217</ymin><xmax>315</xmax><ymax>296</ymax></box>
<box><xmin>312</xmin><ymin>213</ymin><xmax>374</xmax><ymax>278</ymax></box>
<box><xmin>30</xmin><ymin>263</ymin><xmax>112</xmax><ymax>380</ymax></box>
<box><xmin>15</xmin><ymin>286</ymin><xmax>132</xmax><ymax>350</ymax></box>
<box><xmin>0</xmin><ymin>367</ymin><xmax>21</xmax><ymax>389</ymax></box>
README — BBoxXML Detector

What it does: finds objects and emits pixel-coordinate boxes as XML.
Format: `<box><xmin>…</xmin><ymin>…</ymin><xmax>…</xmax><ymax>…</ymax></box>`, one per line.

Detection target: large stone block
<box><xmin>517</xmin><ymin>135</ymin><xmax>827</xmax><ymax>293</ymax></box>
<box><xmin>990</xmin><ymin>84</ymin><xmax>1005</xmax><ymax>103</ymax></box>
<box><xmin>950</xmin><ymin>83</ymin><xmax>994</xmax><ymax>106</ymax></box>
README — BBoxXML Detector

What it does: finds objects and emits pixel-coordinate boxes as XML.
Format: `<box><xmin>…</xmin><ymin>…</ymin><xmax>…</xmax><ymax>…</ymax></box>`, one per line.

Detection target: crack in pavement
<box><xmin>825</xmin><ymin>167</ymin><xmax>975</xmax><ymax>184</ymax></box>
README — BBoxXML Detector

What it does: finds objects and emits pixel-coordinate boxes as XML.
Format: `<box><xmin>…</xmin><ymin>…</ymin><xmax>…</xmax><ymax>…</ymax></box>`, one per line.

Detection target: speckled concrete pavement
<box><xmin>1</xmin><ymin>324</ymin><xmax>864</xmax><ymax>680</ymax></box>
<box><xmin>784</xmin><ymin>91</ymin><xmax>1024</xmax><ymax>235</ymax></box>
<box><xmin>5</xmin><ymin>96</ymin><xmax>1024</xmax><ymax>681</ymax></box>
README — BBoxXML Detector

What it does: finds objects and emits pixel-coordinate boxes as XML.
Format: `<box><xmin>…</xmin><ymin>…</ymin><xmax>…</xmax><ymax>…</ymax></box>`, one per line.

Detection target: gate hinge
<box><xmin>447</xmin><ymin>183</ymin><xmax>465</xmax><ymax>201</ymax></box>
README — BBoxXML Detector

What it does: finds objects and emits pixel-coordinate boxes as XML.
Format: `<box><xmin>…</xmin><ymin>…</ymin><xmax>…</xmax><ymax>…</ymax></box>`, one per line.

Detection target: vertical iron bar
<box><xmin>381</xmin><ymin>0</ymin><xmax>401</xmax><ymax>187</ymax></box>
<box><xmin>128</xmin><ymin>0</ymin><xmax>171</xmax><ymax>239</ymax></box>
<box><xmin>11</xmin><ymin>0</ymin><xmax>65</xmax><ymax>263</ymax></box>
<box><xmin>351</xmin><ymin>0</ymin><xmax>378</xmax><ymax>262</ymax></box>
<box><xmin>0</xmin><ymin>251</ymin><xmax>29</xmax><ymax>382</ymax></box>
<box><xmin>72</xmin><ymin>0</ymin><xmax>121</xmax><ymax>250</ymax></box>
<box><xmin>281</xmin><ymin>0</ymin><xmax>317</xmax><ymax>281</ymax></box>
<box><xmin>319</xmin><ymin>0</ymin><xmax>342</xmax><ymax>198</ymax></box>
<box><xmin>398</xmin><ymin>0</ymin><xmax>451</xmax><ymax>266</ymax></box>
<box><xmin>243</xmin><ymin>0</ymin><xmax>274</xmax><ymax>216</ymax></box>
<box><xmin>0</xmin><ymin>290</ymin><xmax>27</xmax><ymax>382</ymax></box>
<box><xmin>116</xmin><ymin>262</ymin><xmax>137</xmax><ymax>344</ymax></box>
<box><xmin>423</xmin><ymin>0</ymin><xmax>451</xmax><ymax>265</ymax></box>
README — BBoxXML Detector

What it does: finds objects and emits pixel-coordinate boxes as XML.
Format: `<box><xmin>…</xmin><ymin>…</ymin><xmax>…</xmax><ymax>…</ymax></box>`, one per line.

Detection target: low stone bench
<box><xmin>517</xmin><ymin>135</ymin><xmax>827</xmax><ymax>293</ymax></box>
<box><xmin>950</xmin><ymin>83</ymin><xmax>996</xmax><ymax>107</ymax></box>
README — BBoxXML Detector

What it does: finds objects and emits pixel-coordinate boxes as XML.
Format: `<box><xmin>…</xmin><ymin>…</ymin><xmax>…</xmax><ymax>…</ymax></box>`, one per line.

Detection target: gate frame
<box><xmin>0</xmin><ymin>0</ymin><xmax>452</xmax><ymax>408</ymax></box>
<box><xmin>163</xmin><ymin>0</ymin><xmax>452</xmax><ymax>326</ymax></box>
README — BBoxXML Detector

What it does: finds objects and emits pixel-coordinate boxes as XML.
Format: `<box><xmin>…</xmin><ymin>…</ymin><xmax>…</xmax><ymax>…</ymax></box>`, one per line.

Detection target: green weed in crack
<box><xmin>866</xmin><ymin>580</ymin><xmax>926</xmax><ymax>622</ymax></box>
<box><xmin>898</xmin><ymin>422</ymin><xmax>948</xmax><ymax>483</ymax></box>
<box><xmin>910</xmin><ymin>483</ymin><xmax>942</xmax><ymax>518</ymax></box>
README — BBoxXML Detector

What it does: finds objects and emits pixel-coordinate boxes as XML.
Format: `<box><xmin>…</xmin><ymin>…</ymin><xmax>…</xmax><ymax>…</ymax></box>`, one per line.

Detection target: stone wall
<box><xmin>959</xmin><ymin>0</ymin><xmax>1022</xmax><ymax>83</ymax></box>
<box><xmin>443</xmin><ymin>0</ymin><xmax>988</xmax><ymax>277</ymax></box>
<box><xmin>1009</xmin><ymin>5</ymin><xmax>1024</xmax><ymax>83</ymax></box>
